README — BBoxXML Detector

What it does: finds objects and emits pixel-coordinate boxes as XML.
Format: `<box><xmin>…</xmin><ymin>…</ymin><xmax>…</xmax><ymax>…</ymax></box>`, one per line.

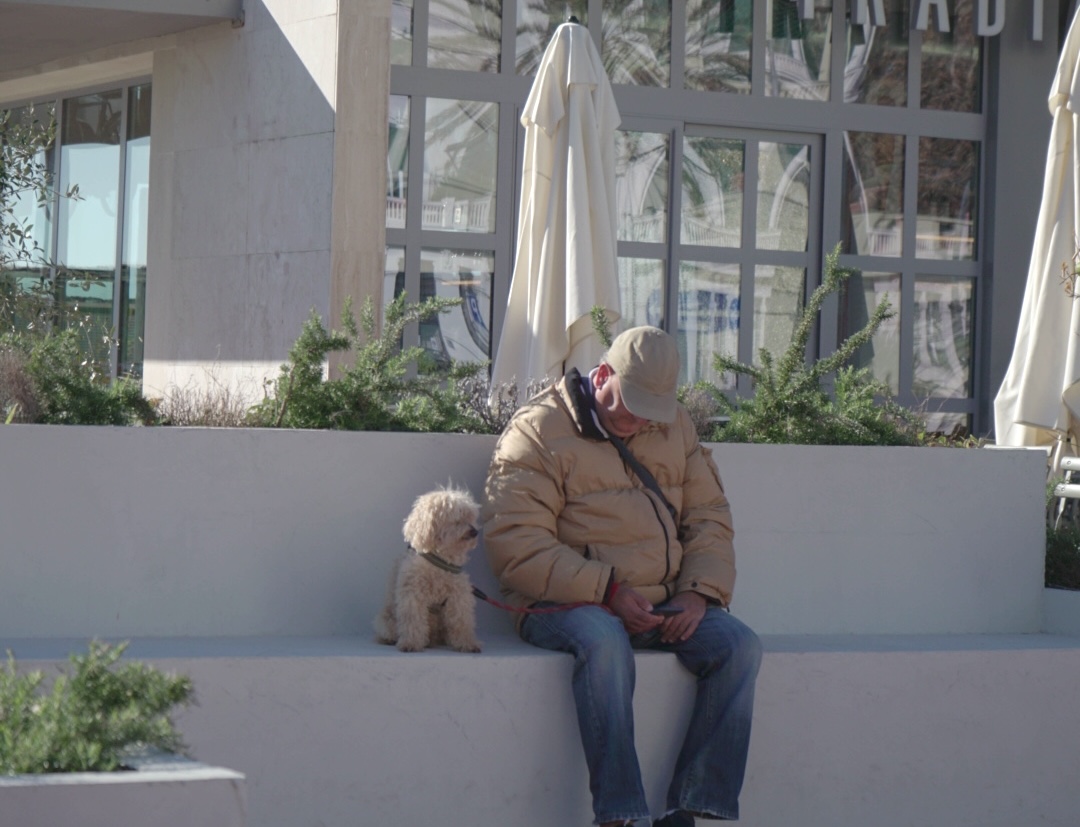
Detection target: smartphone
<box><xmin>652</xmin><ymin>605</ymin><xmax>685</xmax><ymax>616</ymax></box>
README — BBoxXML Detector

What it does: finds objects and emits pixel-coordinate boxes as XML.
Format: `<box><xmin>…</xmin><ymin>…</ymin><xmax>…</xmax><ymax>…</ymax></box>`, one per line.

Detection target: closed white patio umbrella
<box><xmin>995</xmin><ymin>7</ymin><xmax>1080</xmax><ymax>454</ymax></box>
<box><xmin>490</xmin><ymin>20</ymin><xmax>622</xmax><ymax>391</ymax></box>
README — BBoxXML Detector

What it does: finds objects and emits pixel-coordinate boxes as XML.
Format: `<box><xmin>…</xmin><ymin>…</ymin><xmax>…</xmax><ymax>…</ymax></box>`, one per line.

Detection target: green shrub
<box><xmin>0</xmin><ymin>641</ymin><xmax>194</xmax><ymax>774</ymax></box>
<box><xmin>699</xmin><ymin>244</ymin><xmax>921</xmax><ymax>445</ymax></box>
<box><xmin>0</xmin><ymin>330</ymin><xmax>156</xmax><ymax>425</ymax></box>
<box><xmin>249</xmin><ymin>293</ymin><xmax>492</xmax><ymax>433</ymax></box>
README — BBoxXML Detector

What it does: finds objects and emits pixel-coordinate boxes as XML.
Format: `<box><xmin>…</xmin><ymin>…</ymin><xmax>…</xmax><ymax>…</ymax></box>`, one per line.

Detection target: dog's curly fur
<box><xmin>373</xmin><ymin>486</ymin><xmax>482</xmax><ymax>652</ymax></box>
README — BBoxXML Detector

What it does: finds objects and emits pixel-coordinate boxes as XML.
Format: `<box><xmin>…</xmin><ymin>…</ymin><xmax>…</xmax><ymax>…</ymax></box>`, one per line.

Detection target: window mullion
<box><xmin>112</xmin><ymin>89</ymin><xmax>129</xmax><ymax>379</ymax></box>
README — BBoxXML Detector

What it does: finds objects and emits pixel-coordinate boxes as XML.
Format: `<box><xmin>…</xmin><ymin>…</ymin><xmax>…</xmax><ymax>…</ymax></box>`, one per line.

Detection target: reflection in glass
<box><xmin>921</xmin><ymin>0</ymin><xmax>981</xmax><ymax>113</ymax></box>
<box><xmin>602</xmin><ymin>0</ymin><xmax>671</xmax><ymax>87</ymax></box>
<box><xmin>682</xmin><ymin>136</ymin><xmax>744</xmax><ymax>248</ymax></box>
<box><xmin>844</xmin><ymin>0</ymin><xmax>908</xmax><ymax>105</ymax></box>
<box><xmin>429</xmin><ymin>0</ymin><xmax>501</xmax><ymax>72</ymax></box>
<box><xmin>58</xmin><ymin>89</ymin><xmax>122</xmax><ymax>363</ymax></box>
<box><xmin>685</xmin><ymin>0</ymin><xmax>752</xmax><ymax>94</ymax></box>
<box><xmin>841</xmin><ymin>131</ymin><xmax>904</xmax><ymax>257</ymax></box>
<box><xmin>384</xmin><ymin>246</ymin><xmax>406</xmax><ymax>315</ymax></box>
<box><xmin>757</xmin><ymin>141</ymin><xmax>810</xmax><ymax>252</ymax></box>
<box><xmin>421</xmin><ymin>248</ymin><xmax>493</xmax><ymax>366</ymax></box>
<box><xmin>516</xmin><ymin>0</ymin><xmax>587</xmax><ymax>76</ymax></box>
<box><xmin>0</xmin><ymin>104</ymin><xmax>54</xmax><ymax>268</ymax></box>
<box><xmin>765</xmin><ymin>0</ymin><xmax>832</xmax><ymax>100</ymax></box>
<box><xmin>615</xmin><ymin>130</ymin><xmax>669</xmax><ymax>243</ymax></box>
<box><xmin>840</xmin><ymin>271</ymin><xmax>900</xmax><ymax>395</ymax></box>
<box><xmin>387</xmin><ymin>96</ymin><xmax>410</xmax><ymax>229</ymax></box>
<box><xmin>917</xmin><ymin>137</ymin><xmax>978</xmax><ymax>261</ymax></box>
<box><xmin>913</xmin><ymin>276</ymin><xmax>973</xmax><ymax>400</ymax></box>
<box><xmin>617</xmin><ymin>257</ymin><xmax>665</xmax><ymax>330</ymax></box>
<box><xmin>119</xmin><ymin>84</ymin><xmax>151</xmax><ymax>378</ymax></box>
<box><xmin>0</xmin><ymin>103</ymin><xmax>55</xmax><ymax>333</ymax></box>
<box><xmin>753</xmin><ymin>264</ymin><xmax>803</xmax><ymax>367</ymax></box>
<box><xmin>678</xmin><ymin>261</ymin><xmax>739</xmax><ymax>389</ymax></box>
<box><xmin>391</xmin><ymin>0</ymin><xmax>414</xmax><ymax>65</ymax></box>
<box><xmin>424</xmin><ymin>99</ymin><xmax>498</xmax><ymax>233</ymax></box>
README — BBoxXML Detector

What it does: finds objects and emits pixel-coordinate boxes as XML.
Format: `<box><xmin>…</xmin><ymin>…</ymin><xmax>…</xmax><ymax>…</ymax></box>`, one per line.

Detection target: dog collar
<box><xmin>408</xmin><ymin>544</ymin><xmax>465</xmax><ymax>575</ymax></box>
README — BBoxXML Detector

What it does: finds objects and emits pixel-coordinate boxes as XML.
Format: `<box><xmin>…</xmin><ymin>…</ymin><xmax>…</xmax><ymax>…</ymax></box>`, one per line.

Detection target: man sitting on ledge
<box><xmin>482</xmin><ymin>325</ymin><xmax>762</xmax><ymax>827</ymax></box>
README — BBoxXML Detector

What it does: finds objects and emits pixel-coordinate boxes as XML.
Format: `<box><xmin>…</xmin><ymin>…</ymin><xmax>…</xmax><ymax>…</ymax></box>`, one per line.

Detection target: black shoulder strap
<box><xmin>608</xmin><ymin>433</ymin><xmax>678</xmax><ymax>525</ymax></box>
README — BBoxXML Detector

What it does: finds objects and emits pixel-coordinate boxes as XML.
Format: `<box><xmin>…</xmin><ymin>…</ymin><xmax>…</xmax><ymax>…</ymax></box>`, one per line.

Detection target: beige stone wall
<box><xmin>141</xmin><ymin>0</ymin><xmax>388</xmax><ymax>400</ymax></box>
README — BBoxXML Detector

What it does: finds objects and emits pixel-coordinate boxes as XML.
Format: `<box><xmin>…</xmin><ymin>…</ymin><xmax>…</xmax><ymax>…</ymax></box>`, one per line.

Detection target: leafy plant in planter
<box><xmin>1</xmin><ymin>640</ymin><xmax>193</xmax><ymax>775</ymax></box>
<box><xmin>0</xmin><ymin>330</ymin><xmax>156</xmax><ymax>425</ymax></box>
<box><xmin>250</xmin><ymin>293</ymin><xmax>493</xmax><ymax>433</ymax></box>
<box><xmin>690</xmin><ymin>245</ymin><xmax>922</xmax><ymax>446</ymax></box>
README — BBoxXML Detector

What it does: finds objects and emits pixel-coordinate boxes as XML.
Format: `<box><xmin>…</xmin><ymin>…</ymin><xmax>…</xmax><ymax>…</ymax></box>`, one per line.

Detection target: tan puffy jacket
<box><xmin>482</xmin><ymin>371</ymin><xmax>735</xmax><ymax>617</ymax></box>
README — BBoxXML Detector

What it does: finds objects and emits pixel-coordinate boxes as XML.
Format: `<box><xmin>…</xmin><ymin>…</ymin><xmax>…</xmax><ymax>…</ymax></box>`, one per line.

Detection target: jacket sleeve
<box><xmin>673</xmin><ymin>412</ymin><xmax>736</xmax><ymax>606</ymax></box>
<box><xmin>482</xmin><ymin>415</ymin><xmax>613</xmax><ymax>605</ymax></box>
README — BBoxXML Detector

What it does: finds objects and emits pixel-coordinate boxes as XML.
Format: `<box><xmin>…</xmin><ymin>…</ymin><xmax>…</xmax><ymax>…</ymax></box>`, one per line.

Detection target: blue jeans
<box><xmin>520</xmin><ymin>604</ymin><xmax>761</xmax><ymax>825</ymax></box>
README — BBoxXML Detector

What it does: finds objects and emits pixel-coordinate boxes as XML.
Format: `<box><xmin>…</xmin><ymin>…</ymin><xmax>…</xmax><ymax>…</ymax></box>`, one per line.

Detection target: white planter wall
<box><xmin>0</xmin><ymin>426</ymin><xmax>1046</xmax><ymax>637</ymax></box>
<box><xmin>0</xmin><ymin>753</ymin><xmax>246</xmax><ymax>827</ymax></box>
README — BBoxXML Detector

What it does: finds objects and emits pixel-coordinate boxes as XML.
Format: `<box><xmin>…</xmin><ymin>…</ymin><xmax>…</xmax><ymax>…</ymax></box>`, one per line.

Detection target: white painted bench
<box><xmin>2</xmin><ymin>426</ymin><xmax>1074</xmax><ymax>827</ymax></box>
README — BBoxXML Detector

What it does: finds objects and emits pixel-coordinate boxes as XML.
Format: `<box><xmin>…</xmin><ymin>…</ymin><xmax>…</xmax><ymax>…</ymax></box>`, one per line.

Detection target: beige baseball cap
<box><xmin>604</xmin><ymin>326</ymin><xmax>680</xmax><ymax>423</ymax></box>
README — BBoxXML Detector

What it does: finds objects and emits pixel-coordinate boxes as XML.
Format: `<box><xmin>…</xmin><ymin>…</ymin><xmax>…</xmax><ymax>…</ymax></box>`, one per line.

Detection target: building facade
<box><xmin>0</xmin><ymin>0</ymin><xmax>1074</xmax><ymax>435</ymax></box>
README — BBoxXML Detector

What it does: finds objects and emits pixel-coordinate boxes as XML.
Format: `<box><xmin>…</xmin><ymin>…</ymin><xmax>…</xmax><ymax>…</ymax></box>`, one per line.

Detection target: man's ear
<box><xmin>595</xmin><ymin>361</ymin><xmax>612</xmax><ymax>386</ymax></box>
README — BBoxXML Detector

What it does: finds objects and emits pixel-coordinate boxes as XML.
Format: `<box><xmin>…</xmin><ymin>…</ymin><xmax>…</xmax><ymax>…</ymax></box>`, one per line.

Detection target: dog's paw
<box><xmin>396</xmin><ymin>640</ymin><xmax>426</xmax><ymax>653</ymax></box>
<box><xmin>452</xmin><ymin>641</ymin><xmax>482</xmax><ymax>653</ymax></box>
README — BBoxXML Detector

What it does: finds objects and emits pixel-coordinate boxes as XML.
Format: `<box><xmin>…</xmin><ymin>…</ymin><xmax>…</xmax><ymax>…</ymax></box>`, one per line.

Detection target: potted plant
<box><xmin>0</xmin><ymin>640</ymin><xmax>246</xmax><ymax>826</ymax></box>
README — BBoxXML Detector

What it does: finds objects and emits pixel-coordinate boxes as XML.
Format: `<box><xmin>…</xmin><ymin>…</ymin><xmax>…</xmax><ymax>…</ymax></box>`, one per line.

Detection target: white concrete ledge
<box><xmin>0</xmin><ymin>750</ymin><xmax>246</xmax><ymax>827</ymax></box>
<box><xmin>6</xmin><ymin>634</ymin><xmax>1079</xmax><ymax>827</ymax></box>
<box><xmin>1043</xmin><ymin>587</ymin><xmax>1080</xmax><ymax>634</ymax></box>
<box><xmin>0</xmin><ymin>428</ymin><xmax>1048</xmax><ymax>637</ymax></box>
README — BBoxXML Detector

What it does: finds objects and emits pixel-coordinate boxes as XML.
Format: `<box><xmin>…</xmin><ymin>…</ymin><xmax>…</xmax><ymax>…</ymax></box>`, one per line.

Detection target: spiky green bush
<box><xmin>0</xmin><ymin>641</ymin><xmax>194</xmax><ymax>774</ymax></box>
<box><xmin>703</xmin><ymin>244</ymin><xmax>921</xmax><ymax>445</ymax></box>
<box><xmin>249</xmin><ymin>293</ymin><xmax>492</xmax><ymax>433</ymax></box>
<box><xmin>1</xmin><ymin>330</ymin><xmax>156</xmax><ymax>425</ymax></box>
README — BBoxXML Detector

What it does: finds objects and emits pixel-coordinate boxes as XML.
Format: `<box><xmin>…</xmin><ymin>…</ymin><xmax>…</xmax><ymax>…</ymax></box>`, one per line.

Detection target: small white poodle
<box><xmin>373</xmin><ymin>486</ymin><xmax>482</xmax><ymax>653</ymax></box>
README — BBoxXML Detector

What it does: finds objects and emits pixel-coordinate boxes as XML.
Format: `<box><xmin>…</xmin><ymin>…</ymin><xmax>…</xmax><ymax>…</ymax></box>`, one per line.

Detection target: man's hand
<box><xmin>658</xmin><ymin>591</ymin><xmax>707</xmax><ymax>643</ymax></box>
<box><xmin>607</xmin><ymin>584</ymin><xmax>663</xmax><ymax>635</ymax></box>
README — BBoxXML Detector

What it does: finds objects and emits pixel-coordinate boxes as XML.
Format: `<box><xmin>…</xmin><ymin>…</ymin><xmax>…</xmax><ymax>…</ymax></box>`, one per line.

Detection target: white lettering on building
<box><xmin>913</xmin><ymin>0</ymin><xmax>951</xmax><ymax>33</ymax></box>
<box><xmin>844</xmin><ymin>0</ymin><xmax>1046</xmax><ymax>42</ymax></box>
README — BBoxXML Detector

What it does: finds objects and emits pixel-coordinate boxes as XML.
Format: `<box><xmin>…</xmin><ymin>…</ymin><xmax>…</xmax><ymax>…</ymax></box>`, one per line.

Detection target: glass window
<box><xmin>753</xmin><ymin>264</ymin><xmax>803</xmax><ymax>365</ymax></box>
<box><xmin>842</xmin><ymin>131</ymin><xmax>904</xmax><ymax>257</ymax></box>
<box><xmin>0</xmin><ymin>103</ymin><xmax>55</xmax><ymax>333</ymax></box>
<box><xmin>119</xmin><ymin>84</ymin><xmax>151</xmax><ymax>378</ymax></box>
<box><xmin>913</xmin><ymin>275</ymin><xmax>973</xmax><ymax>399</ymax></box>
<box><xmin>420</xmin><ymin>247</ymin><xmax>493</xmax><ymax>366</ymax></box>
<box><xmin>916</xmin><ymin>136</ymin><xmax>978</xmax><ymax>261</ymax></box>
<box><xmin>391</xmin><ymin>0</ymin><xmax>414</xmax><ymax>65</ymax></box>
<box><xmin>844</xmin><ymin>0</ymin><xmax>909</xmax><ymax>106</ymax></box>
<box><xmin>615</xmin><ymin>130</ymin><xmax>669</xmax><ymax>243</ymax></box>
<box><xmin>387</xmin><ymin>95</ymin><xmax>409</xmax><ymax>229</ymax></box>
<box><xmin>516</xmin><ymin>0</ymin><xmax>588</xmax><ymax>76</ymax></box>
<box><xmin>920</xmin><ymin>0</ymin><xmax>981</xmax><ymax>113</ymax></box>
<box><xmin>764</xmin><ymin>0</ymin><xmax>832</xmax><ymax>100</ymax></box>
<box><xmin>684</xmin><ymin>0</ymin><xmax>752</xmax><ymax>94</ymax></box>
<box><xmin>840</xmin><ymin>270</ymin><xmax>901</xmax><ymax>395</ymax></box>
<box><xmin>678</xmin><ymin>260</ymin><xmax>739</xmax><ymax>388</ymax></box>
<box><xmin>423</xmin><ymin>99</ymin><xmax>498</xmax><ymax>233</ymax></box>
<box><xmin>58</xmin><ymin>89</ymin><xmax>123</xmax><ymax>366</ymax></box>
<box><xmin>757</xmin><ymin>141</ymin><xmax>810</xmax><ymax>252</ymax></box>
<box><xmin>385</xmin><ymin>245</ymin><xmax>406</xmax><ymax>312</ymax></box>
<box><xmin>2</xmin><ymin>85</ymin><xmax>150</xmax><ymax>377</ymax></box>
<box><xmin>618</xmin><ymin>256</ymin><xmax>665</xmax><ymax>329</ymax></box>
<box><xmin>602</xmin><ymin>0</ymin><xmax>672</xmax><ymax>87</ymax></box>
<box><xmin>428</xmin><ymin>0</ymin><xmax>501</xmax><ymax>72</ymax></box>
<box><xmin>681</xmin><ymin>135</ymin><xmax>744</xmax><ymax>248</ymax></box>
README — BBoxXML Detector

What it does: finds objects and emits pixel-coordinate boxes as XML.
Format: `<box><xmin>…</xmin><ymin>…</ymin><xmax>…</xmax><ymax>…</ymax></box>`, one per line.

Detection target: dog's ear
<box><xmin>402</xmin><ymin>493</ymin><xmax>439</xmax><ymax>552</ymax></box>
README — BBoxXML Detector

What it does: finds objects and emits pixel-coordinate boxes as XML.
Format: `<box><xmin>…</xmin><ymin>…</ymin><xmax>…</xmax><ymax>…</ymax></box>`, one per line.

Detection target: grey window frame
<box><xmin>2</xmin><ymin>76</ymin><xmax>152</xmax><ymax>380</ymax></box>
<box><xmin>390</xmin><ymin>0</ymin><xmax>989</xmax><ymax>429</ymax></box>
